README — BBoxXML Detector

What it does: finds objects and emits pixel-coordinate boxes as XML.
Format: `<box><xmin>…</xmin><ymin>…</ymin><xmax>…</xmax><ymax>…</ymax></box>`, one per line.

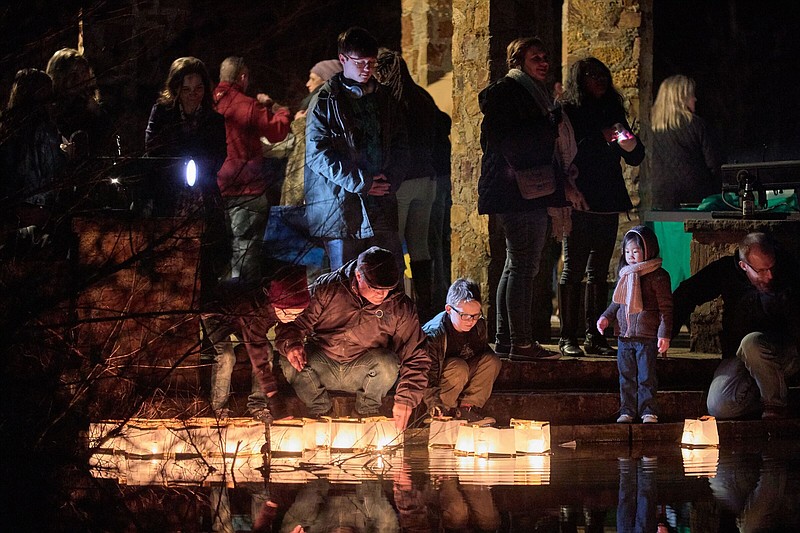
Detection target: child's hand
<box><xmin>596</xmin><ymin>317</ymin><xmax>609</xmax><ymax>334</ymax></box>
<box><xmin>658</xmin><ymin>337</ymin><xmax>670</xmax><ymax>357</ymax></box>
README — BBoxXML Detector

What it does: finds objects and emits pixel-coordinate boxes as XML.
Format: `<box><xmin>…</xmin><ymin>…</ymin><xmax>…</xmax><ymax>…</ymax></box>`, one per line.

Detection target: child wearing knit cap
<box><xmin>597</xmin><ymin>225</ymin><xmax>673</xmax><ymax>424</ymax></box>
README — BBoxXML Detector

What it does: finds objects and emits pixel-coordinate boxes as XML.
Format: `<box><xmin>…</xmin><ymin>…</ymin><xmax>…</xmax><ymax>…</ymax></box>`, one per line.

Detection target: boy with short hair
<box><xmin>422</xmin><ymin>278</ymin><xmax>501</xmax><ymax>425</ymax></box>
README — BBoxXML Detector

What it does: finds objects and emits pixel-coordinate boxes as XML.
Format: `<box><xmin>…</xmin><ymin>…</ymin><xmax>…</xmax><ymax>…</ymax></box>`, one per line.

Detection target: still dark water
<box><xmin>87</xmin><ymin>437</ymin><xmax>800</xmax><ymax>532</ymax></box>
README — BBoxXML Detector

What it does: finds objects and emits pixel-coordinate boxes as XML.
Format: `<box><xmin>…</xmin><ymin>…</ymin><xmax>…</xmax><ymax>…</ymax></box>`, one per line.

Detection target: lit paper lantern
<box><xmin>511</xmin><ymin>419</ymin><xmax>551</xmax><ymax>453</ymax></box>
<box><xmin>681</xmin><ymin>416</ymin><xmax>719</xmax><ymax>447</ymax></box>
<box><xmin>428</xmin><ymin>418</ymin><xmax>466</xmax><ymax>448</ymax></box>
<box><xmin>454</xmin><ymin>425</ymin><xmax>477</xmax><ymax>455</ymax></box>
<box><xmin>270</xmin><ymin>421</ymin><xmax>305</xmax><ymax>456</ymax></box>
<box><xmin>681</xmin><ymin>446</ymin><xmax>719</xmax><ymax>478</ymax></box>
<box><xmin>329</xmin><ymin>418</ymin><xmax>365</xmax><ymax>451</ymax></box>
<box><xmin>300</xmin><ymin>418</ymin><xmax>320</xmax><ymax>450</ymax></box>
<box><xmin>362</xmin><ymin>416</ymin><xmax>403</xmax><ymax>449</ymax></box>
<box><xmin>474</xmin><ymin>426</ymin><xmax>516</xmax><ymax>457</ymax></box>
<box><xmin>89</xmin><ymin>421</ymin><xmax>128</xmax><ymax>453</ymax></box>
<box><xmin>124</xmin><ymin>422</ymin><xmax>175</xmax><ymax>458</ymax></box>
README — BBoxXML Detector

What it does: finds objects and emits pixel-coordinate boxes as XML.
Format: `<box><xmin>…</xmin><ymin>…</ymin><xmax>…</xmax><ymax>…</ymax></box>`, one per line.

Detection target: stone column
<box><xmin>450</xmin><ymin>0</ymin><xmax>564</xmax><ymax>309</ymax></box>
<box><xmin>401</xmin><ymin>0</ymin><xmax>454</xmax><ymax>85</ymax></box>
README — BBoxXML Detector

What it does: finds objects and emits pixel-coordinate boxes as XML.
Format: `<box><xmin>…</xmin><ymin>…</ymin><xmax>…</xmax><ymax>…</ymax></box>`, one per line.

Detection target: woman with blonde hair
<box><xmin>643</xmin><ymin>74</ymin><xmax>723</xmax><ymax>211</ymax></box>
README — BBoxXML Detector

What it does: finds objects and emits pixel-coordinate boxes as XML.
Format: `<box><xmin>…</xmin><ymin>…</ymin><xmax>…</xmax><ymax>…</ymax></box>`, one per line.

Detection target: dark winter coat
<box><xmin>275</xmin><ymin>260</ymin><xmax>429</xmax><ymax>408</ymax></box>
<box><xmin>304</xmin><ymin>73</ymin><xmax>406</xmax><ymax>239</ymax></box>
<box><xmin>672</xmin><ymin>249</ymin><xmax>800</xmax><ymax>359</ymax></box>
<box><xmin>563</xmin><ymin>100</ymin><xmax>645</xmax><ymax>213</ymax></box>
<box><xmin>421</xmin><ymin>310</ymin><xmax>492</xmax><ymax>409</ymax></box>
<box><xmin>477</xmin><ymin>76</ymin><xmax>567</xmax><ymax>214</ymax></box>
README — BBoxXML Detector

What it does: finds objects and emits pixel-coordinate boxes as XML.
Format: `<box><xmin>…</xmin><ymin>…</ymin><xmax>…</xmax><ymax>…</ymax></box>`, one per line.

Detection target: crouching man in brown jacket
<box><xmin>275</xmin><ymin>246</ymin><xmax>430</xmax><ymax>430</ymax></box>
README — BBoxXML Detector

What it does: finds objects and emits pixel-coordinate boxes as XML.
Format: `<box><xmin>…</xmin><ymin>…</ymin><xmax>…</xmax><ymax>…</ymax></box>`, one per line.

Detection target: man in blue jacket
<box><xmin>303</xmin><ymin>26</ymin><xmax>406</xmax><ymax>272</ymax></box>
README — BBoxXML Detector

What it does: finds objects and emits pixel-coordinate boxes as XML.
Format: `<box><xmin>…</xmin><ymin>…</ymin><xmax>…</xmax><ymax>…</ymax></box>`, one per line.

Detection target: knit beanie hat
<box><xmin>268</xmin><ymin>266</ymin><xmax>310</xmax><ymax>309</ymax></box>
<box><xmin>356</xmin><ymin>246</ymin><xmax>399</xmax><ymax>289</ymax></box>
<box><xmin>310</xmin><ymin>59</ymin><xmax>343</xmax><ymax>81</ymax></box>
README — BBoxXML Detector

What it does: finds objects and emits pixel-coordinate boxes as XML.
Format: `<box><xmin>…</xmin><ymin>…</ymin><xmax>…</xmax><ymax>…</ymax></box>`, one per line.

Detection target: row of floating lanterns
<box><xmin>91</xmin><ymin>415</ymin><xmax>717</xmax><ymax>457</ymax></box>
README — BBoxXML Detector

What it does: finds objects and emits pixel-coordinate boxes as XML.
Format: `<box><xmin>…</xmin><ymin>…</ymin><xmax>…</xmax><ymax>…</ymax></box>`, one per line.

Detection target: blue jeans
<box><xmin>707</xmin><ymin>332</ymin><xmax>800</xmax><ymax>419</ymax></box>
<box><xmin>617</xmin><ymin>458</ymin><xmax>657</xmax><ymax>533</ymax></box>
<box><xmin>280</xmin><ymin>343</ymin><xmax>400</xmax><ymax>415</ymax></box>
<box><xmin>559</xmin><ymin>210</ymin><xmax>618</xmax><ymax>285</ymax></box>
<box><xmin>617</xmin><ymin>338</ymin><xmax>658</xmax><ymax>417</ymax></box>
<box><xmin>324</xmin><ymin>230</ymin><xmax>404</xmax><ymax>274</ymax></box>
<box><xmin>495</xmin><ymin>209</ymin><xmax>549</xmax><ymax>346</ymax></box>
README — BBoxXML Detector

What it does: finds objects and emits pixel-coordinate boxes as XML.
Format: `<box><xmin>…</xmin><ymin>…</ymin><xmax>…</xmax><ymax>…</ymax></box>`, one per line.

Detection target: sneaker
<box><xmin>616</xmin><ymin>414</ymin><xmax>634</xmax><ymax>423</ymax></box>
<box><xmin>642</xmin><ymin>414</ymin><xmax>658</xmax><ymax>424</ymax></box>
<box><xmin>510</xmin><ymin>342</ymin><xmax>561</xmax><ymax>361</ymax></box>
<box><xmin>453</xmin><ymin>406</ymin><xmax>495</xmax><ymax>426</ymax></box>
<box><xmin>494</xmin><ymin>343</ymin><xmax>511</xmax><ymax>358</ymax></box>
<box><xmin>251</xmin><ymin>407</ymin><xmax>274</xmax><ymax>425</ymax></box>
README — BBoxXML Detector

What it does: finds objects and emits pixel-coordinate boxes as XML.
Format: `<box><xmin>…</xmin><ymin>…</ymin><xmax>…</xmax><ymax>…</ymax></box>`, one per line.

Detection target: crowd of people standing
<box><xmin>2</xmin><ymin>27</ymin><xmax>797</xmax><ymax>430</ymax></box>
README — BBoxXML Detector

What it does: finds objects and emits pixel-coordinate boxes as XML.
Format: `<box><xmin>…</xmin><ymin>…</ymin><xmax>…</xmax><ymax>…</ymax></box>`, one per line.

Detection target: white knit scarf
<box><xmin>613</xmin><ymin>258</ymin><xmax>662</xmax><ymax>336</ymax></box>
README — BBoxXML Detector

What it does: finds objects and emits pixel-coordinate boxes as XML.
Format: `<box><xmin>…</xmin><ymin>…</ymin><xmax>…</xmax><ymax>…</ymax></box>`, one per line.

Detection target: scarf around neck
<box><xmin>506</xmin><ymin>68</ymin><xmax>552</xmax><ymax>116</ymax></box>
<box><xmin>613</xmin><ymin>258</ymin><xmax>662</xmax><ymax>336</ymax></box>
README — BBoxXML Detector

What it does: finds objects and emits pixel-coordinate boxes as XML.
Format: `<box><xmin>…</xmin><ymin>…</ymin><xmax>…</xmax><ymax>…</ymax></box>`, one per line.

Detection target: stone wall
<box><xmin>401</xmin><ymin>0</ymin><xmax>454</xmax><ymax>85</ymax></box>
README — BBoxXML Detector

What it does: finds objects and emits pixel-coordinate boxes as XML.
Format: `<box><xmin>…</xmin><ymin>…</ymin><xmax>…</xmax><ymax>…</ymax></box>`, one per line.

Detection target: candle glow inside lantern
<box><xmin>362</xmin><ymin>416</ymin><xmax>402</xmax><ymax>449</ymax></box>
<box><xmin>475</xmin><ymin>427</ymin><xmax>516</xmax><ymax>457</ymax></box>
<box><xmin>428</xmin><ymin>417</ymin><xmax>466</xmax><ymax>448</ymax></box>
<box><xmin>454</xmin><ymin>425</ymin><xmax>477</xmax><ymax>455</ymax></box>
<box><xmin>510</xmin><ymin>419</ymin><xmax>551</xmax><ymax>454</ymax></box>
<box><xmin>329</xmin><ymin>418</ymin><xmax>365</xmax><ymax>451</ymax></box>
<box><xmin>269</xmin><ymin>420</ymin><xmax>305</xmax><ymax>456</ymax></box>
<box><xmin>681</xmin><ymin>416</ymin><xmax>719</xmax><ymax>448</ymax></box>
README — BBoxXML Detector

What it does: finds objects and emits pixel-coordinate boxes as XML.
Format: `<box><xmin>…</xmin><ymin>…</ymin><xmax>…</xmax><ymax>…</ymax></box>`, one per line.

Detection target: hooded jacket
<box><xmin>275</xmin><ymin>259</ymin><xmax>430</xmax><ymax>408</ymax></box>
<box><xmin>600</xmin><ymin>227</ymin><xmax>672</xmax><ymax>340</ymax></box>
<box><xmin>213</xmin><ymin>81</ymin><xmax>290</xmax><ymax>196</ymax></box>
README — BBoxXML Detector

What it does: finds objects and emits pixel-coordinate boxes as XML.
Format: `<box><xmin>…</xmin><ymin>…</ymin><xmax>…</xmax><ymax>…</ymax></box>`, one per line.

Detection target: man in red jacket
<box><xmin>214</xmin><ymin>56</ymin><xmax>291</xmax><ymax>280</ymax></box>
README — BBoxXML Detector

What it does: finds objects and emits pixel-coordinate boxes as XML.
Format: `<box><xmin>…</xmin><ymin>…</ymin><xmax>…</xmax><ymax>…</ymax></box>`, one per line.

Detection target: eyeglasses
<box><xmin>741</xmin><ymin>259</ymin><xmax>775</xmax><ymax>275</ymax></box>
<box><xmin>450</xmin><ymin>306</ymin><xmax>483</xmax><ymax>321</ymax></box>
<box><xmin>343</xmin><ymin>54</ymin><xmax>377</xmax><ymax>70</ymax></box>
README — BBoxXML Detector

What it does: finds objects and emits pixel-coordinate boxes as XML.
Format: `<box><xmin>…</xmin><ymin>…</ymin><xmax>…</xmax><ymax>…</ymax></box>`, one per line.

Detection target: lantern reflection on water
<box><xmin>681</xmin><ymin>446</ymin><xmax>720</xmax><ymax>478</ymax></box>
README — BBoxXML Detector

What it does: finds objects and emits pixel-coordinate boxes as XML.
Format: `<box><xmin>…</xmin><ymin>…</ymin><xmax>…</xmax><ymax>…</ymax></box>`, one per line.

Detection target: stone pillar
<box><xmin>450</xmin><ymin>0</ymin><xmax>564</xmax><ymax>307</ymax></box>
<box><xmin>401</xmin><ymin>0</ymin><xmax>454</xmax><ymax>85</ymax></box>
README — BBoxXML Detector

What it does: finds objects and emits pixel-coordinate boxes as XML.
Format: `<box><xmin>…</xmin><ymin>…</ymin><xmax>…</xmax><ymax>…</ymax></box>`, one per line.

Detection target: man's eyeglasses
<box><xmin>343</xmin><ymin>54</ymin><xmax>377</xmax><ymax>70</ymax></box>
<box><xmin>450</xmin><ymin>306</ymin><xmax>483</xmax><ymax>321</ymax></box>
<box><xmin>741</xmin><ymin>259</ymin><xmax>775</xmax><ymax>275</ymax></box>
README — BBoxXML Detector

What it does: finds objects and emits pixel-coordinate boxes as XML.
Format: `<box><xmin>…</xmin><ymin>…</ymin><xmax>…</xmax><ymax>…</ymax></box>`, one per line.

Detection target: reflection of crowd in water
<box><xmin>199</xmin><ymin>443</ymin><xmax>800</xmax><ymax>533</ymax></box>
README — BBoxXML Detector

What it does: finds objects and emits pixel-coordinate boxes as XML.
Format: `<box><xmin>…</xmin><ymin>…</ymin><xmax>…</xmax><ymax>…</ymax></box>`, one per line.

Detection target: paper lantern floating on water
<box><xmin>510</xmin><ymin>419</ymin><xmax>551</xmax><ymax>454</ymax></box>
<box><xmin>681</xmin><ymin>416</ymin><xmax>719</xmax><ymax>448</ymax></box>
<box><xmin>427</xmin><ymin>417</ymin><xmax>467</xmax><ymax>448</ymax></box>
